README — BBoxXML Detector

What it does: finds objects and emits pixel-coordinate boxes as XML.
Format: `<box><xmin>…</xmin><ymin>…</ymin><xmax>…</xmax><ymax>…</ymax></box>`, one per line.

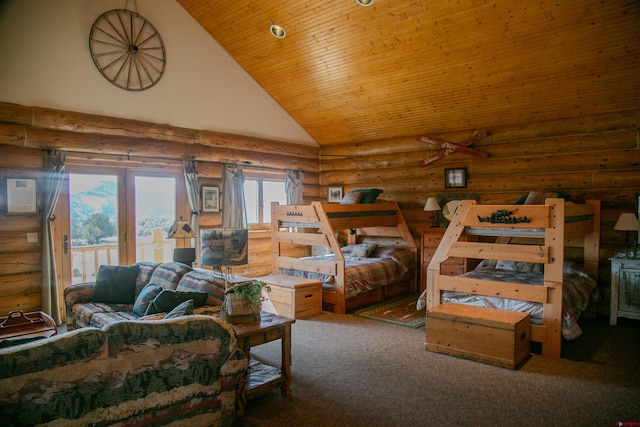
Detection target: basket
<box><xmin>223</xmin><ymin>291</ymin><xmax>261</xmax><ymax>316</ymax></box>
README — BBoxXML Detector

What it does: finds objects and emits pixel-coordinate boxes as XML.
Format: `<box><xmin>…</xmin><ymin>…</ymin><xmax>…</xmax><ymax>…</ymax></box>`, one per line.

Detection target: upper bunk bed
<box><xmin>271</xmin><ymin>201</ymin><xmax>418</xmax><ymax>314</ymax></box>
<box><xmin>420</xmin><ymin>197</ymin><xmax>600</xmax><ymax>358</ymax></box>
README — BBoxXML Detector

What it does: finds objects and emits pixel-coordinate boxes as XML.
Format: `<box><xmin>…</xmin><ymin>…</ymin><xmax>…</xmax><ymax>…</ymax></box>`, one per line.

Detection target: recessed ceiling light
<box><xmin>270</xmin><ymin>24</ymin><xmax>286</xmax><ymax>39</ymax></box>
<box><xmin>356</xmin><ymin>0</ymin><xmax>374</xmax><ymax>6</ymax></box>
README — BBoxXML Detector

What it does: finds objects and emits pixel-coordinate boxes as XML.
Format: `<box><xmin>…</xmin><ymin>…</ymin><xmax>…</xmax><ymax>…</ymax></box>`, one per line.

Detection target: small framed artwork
<box><xmin>444</xmin><ymin>168</ymin><xmax>467</xmax><ymax>189</ymax></box>
<box><xmin>327</xmin><ymin>186</ymin><xmax>343</xmax><ymax>203</ymax></box>
<box><xmin>202</xmin><ymin>186</ymin><xmax>220</xmax><ymax>212</ymax></box>
<box><xmin>5</xmin><ymin>178</ymin><xmax>37</xmax><ymax>214</ymax></box>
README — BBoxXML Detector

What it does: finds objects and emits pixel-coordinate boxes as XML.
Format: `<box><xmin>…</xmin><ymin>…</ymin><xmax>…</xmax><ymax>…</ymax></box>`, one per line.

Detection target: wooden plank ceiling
<box><xmin>178</xmin><ymin>0</ymin><xmax>639</xmax><ymax>146</ymax></box>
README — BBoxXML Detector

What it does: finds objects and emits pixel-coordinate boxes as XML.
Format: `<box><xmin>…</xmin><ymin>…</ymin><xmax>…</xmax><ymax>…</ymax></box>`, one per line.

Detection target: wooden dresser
<box><xmin>420</xmin><ymin>228</ymin><xmax>476</xmax><ymax>293</ymax></box>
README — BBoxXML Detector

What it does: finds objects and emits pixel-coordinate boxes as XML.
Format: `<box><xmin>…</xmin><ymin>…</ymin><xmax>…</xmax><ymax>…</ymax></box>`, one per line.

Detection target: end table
<box><xmin>231</xmin><ymin>312</ymin><xmax>295</xmax><ymax>414</ymax></box>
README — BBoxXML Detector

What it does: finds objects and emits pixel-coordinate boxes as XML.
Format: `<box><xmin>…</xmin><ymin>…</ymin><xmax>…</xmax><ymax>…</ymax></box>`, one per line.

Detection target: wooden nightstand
<box><xmin>609</xmin><ymin>256</ymin><xmax>640</xmax><ymax>325</ymax></box>
<box><xmin>421</xmin><ymin>229</ymin><xmax>476</xmax><ymax>293</ymax></box>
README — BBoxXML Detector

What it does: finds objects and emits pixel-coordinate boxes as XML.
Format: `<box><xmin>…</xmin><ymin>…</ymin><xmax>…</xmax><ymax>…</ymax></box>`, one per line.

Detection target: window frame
<box><xmin>243</xmin><ymin>170</ymin><xmax>286</xmax><ymax>230</ymax></box>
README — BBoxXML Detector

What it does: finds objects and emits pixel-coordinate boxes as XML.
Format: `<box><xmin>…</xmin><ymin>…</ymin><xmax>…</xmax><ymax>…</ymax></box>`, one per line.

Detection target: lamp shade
<box><xmin>423</xmin><ymin>197</ymin><xmax>441</xmax><ymax>212</ymax></box>
<box><xmin>167</xmin><ymin>218</ymin><xmax>195</xmax><ymax>239</ymax></box>
<box><xmin>614</xmin><ymin>213</ymin><xmax>640</xmax><ymax>231</ymax></box>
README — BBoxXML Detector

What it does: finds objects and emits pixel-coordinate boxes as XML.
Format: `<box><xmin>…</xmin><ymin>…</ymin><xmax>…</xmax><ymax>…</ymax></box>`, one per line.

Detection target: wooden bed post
<box><xmin>426</xmin><ymin>200</ymin><xmax>474</xmax><ymax>310</ymax></box>
<box><xmin>542</xmin><ymin>199</ymin><xmax>564</xmax><ymax>358</ymax></box>
<box><xmin>583</xmin><ymin>200</ymin><xmax>601</xmax><ymax>280</ymax></box>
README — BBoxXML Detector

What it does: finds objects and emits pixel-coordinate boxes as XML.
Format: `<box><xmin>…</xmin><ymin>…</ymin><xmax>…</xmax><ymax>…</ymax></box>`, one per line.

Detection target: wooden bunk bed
<box><xmin>271</xmin><ymin>201</ymin><xmax>418</xmax><ymax>314</ymax></box>
<box><xmin>423</xmin><ymin>198</ymin><xmax>600</xmax><ymax>358</ymax></box>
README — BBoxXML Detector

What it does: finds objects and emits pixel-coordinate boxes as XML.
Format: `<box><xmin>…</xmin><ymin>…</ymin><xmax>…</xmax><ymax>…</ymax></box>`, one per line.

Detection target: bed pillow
<box><xmin>340</xmin><ymin>190</ymin><xmax>364</xmax><ymax>204</ymax></box>
<box><xmin>145</xmin><ymin>289</ymin><xmax>208</xmax><ymax>315</ymax></box>
<box><xmin>358</xmin><ymin>188</ymin><xmax>383</xmax><ymax>203</ymax></box>
<box><xmin>132</xmin><ymin>284</ymin><xmax>163</xmax><ymax>316</ymax></box>
<box><xmin>342</xmin><ymin>243</ymin><xmax>377</xmax><ymax>258</ymax></box>
<box><xmin>164</xmin><ymin>299</ymin><xmax>194</xmax><ymax>319</ymax></box>
<box><xmin>93</xmin><ymin>264</ymin><xmax>139</xmax><ymax>304</ymax></box>
<box><xmin>515</xmin><ymin>262</ymin><xmax>543</xmax><ymax>273</ymax></box>
<box><xmin>523</xmin><ymin>191</ymin><xmax>571</xmax><ymax>205</ymax></box>
<box><xmin>495</xmin><ymin>260</ymin><xmax>517</xmax><ymax>271</ymax></box>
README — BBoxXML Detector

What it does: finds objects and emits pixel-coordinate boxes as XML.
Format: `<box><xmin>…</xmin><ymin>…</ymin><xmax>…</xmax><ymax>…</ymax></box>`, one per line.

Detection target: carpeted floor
<box><xmin>238</xmin><ymin>312</ymin><xmax>640</xmax><ymax>427</ymax></box>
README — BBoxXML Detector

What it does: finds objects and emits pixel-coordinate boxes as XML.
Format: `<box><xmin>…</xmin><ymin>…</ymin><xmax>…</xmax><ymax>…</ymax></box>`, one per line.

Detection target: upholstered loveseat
<box><xmin>65</xmin><ymin>261</ymin><xmax>229</xmax><ymax>330</ymax></box>
<box><xmin>0</xmin><ymin>315</ymin><xmax>247</xmax><ymax>426</ymax></box>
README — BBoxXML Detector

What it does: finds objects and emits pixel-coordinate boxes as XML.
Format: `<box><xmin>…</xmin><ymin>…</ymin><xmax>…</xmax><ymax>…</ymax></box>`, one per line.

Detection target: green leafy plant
<box><xmin>231</xmin><ymin>280</ymin><xmax>271</xmax><ymax>308</ymax></box>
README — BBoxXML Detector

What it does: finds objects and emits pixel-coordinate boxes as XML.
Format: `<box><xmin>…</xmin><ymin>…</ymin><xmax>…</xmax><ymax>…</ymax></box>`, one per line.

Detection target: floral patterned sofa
<box><xmin>65</xmin><ymin>261</ymin><xmax>229</xmax><ymax>330</ymax></box>
<box><xmin>0</xmin><ymin>315</ymin><xmax>247</xmax><ymax>426</ymax></box>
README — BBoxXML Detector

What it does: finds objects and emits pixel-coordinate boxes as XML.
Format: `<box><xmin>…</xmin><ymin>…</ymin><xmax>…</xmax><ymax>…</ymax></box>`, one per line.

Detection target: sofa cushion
<box><xmin>89</xmin><ymin>311</ymin><xmax>140</xmax><ymax>329</ymax></box>
<box><xmin>70</xmin><ymin>302</ymin><xmax>132</xmax><ymax>328</ymax></box>
<box><xmin>145</xmin><ymin>289</ymin><xmax>208</xmax><ymax>315</ymax></box>
<box><xmin>93</xmin><ymin>265</ymin><xmax>140</xmax><ymax>304</ymax></box>
<box><xmin>164</xmin><ymin>299</ymin><xmax>194</xmax><ymax>319</ymax></box>
<box><xmin>177</xmin><ymin>270</ymin><xmax>227</xmax><ymax>306</ymax></box>
<box><xmin>148</xmin><ymin>262</ymin><xmax>192</xmax><ymax>290</ymax></box>
<box><xmin>132</xmin><ymin>284</ymin><xmax>163</xmax><ymax>316</ymax></box>
<box><xmin>134</xmin><ymin>261</ymin><xmax>160</xmax><ymax>298</ymax></box>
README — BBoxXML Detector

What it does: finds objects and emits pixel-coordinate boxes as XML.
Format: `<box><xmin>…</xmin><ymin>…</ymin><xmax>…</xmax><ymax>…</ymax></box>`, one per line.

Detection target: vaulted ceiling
<box><xmin>178</xmin><ymin>0</ymin><xmax>639</xmax><ymax>146</ymax></box>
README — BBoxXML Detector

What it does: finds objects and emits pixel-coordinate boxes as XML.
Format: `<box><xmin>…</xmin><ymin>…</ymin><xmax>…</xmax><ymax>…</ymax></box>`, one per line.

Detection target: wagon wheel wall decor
<box><xmin>89</xmin><ymin>9</ymin><xmax>166</xmax><ymax>91</ymax></box>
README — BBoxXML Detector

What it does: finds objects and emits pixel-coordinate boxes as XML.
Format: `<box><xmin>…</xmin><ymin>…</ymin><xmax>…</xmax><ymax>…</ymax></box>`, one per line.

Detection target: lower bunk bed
<box><xmin>419</xmin><ymin>197</ymin><xmax>600</xmax><ymax>359</ymax></box>
<box><xmin>271</xmin><ymin>201</ymin><xmax>418</xmax><ymax>314</ymax></box>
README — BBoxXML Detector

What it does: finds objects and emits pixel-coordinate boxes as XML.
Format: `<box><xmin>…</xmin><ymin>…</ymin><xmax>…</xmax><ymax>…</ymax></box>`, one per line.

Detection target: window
<box><xmin>244</xmin><ymin>176</ymin><xmax>286</xmax><ymax>226</ymax></box>
<box><xmin>60</xmin><ymin>160</ymin><xmax>188</xmax><ymax>286</ymax></box>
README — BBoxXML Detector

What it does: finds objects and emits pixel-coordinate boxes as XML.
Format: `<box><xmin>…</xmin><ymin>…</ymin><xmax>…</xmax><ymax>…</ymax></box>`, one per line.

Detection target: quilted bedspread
<box><xmin>281</xmin><ymin>246</ymin><xmax>413</xmax><ymax>299</ymax></box>
<box><xmin>417</xmin><ymin>260</ymin><xmax>598</xmax><ymax>340</ymax></box>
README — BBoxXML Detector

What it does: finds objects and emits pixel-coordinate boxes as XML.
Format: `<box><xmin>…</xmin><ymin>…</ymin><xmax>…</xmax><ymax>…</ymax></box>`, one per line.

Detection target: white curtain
<box><xmin>41</xmin><ymin>150</ymin><xmax>66</xmax><ymax>325</ymax></box>
<box><xmin>222</xmin><ymin>164</ymin><xmax>247</xmax><ymax>229</ymax></box>
<box><xmin>285</xmin><ymin>169</ymin><xmax>303</xmax><ymax>204</ymax></box>
<box><xmin>183</xmin><ymin>159</ymin><xmax>200</xmax><ymax>261</ymax></box>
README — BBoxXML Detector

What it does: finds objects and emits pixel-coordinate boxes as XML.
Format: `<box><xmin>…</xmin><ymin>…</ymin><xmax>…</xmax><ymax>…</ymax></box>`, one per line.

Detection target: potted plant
<box><xmin>223</xmin><ymin>280</ymin><xmax>271</xmax><ymax>317</ymax></box>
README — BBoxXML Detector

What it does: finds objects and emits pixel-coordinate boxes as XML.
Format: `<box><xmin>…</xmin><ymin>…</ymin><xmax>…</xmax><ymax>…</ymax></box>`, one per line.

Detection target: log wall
<box><xmin>320</xmin><ymin>109</ymin><xmax>640</xmax><ymax>316</ymax></box>
<box><xmin>1</xmin><ymin>101</ymin><xmax>638</xmax><ymax>317</ymax></box>
<box><xmin>0</xmin><ymin>102</ymin><xmax>320</xmax><ymax>315</ymax></box>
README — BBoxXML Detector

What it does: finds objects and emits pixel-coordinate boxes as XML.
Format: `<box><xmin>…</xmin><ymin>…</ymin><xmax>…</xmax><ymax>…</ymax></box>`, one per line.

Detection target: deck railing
<box><xmin>71</xmin><ymin>229</ymin><xmax>177</xmax><ymax>284</ymax></box>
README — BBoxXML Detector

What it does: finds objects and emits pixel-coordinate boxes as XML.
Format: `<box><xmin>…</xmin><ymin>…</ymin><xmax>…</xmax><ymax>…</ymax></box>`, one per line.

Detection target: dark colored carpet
<box><xmin>238</xmin><ymin>312</ymin><xmax>640</xmax><ymax>427</ymax></box>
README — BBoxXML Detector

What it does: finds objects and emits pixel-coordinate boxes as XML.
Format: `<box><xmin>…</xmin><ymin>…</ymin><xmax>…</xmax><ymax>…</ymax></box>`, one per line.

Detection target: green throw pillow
<box><xmin>359</xmin><ymin>188</ymin><xmax>383</xmax><ymax>203</ymax></box>
<box><xmin>93</xmin><ymin>264</ymin><xmax>139</xmax><ymax>304</ymax></box>
<box><xmin>145</xmin><ymin>289</ymin><xmax>208</xmax><ymax>315</ymax></box>
<box><xmin>164</xmin><ymin>299</ymin><xmax>194</xmax><ymax>319</ymax></box>
<box><xmin>132</xmin><ymin>284</ymin><xmax>163</xmax><ymax>316</ymax></box>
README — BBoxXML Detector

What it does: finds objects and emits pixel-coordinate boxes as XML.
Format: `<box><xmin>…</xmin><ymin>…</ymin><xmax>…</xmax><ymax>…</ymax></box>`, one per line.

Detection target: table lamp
<box><xmin>424</xmin><ymin>197</ymin><xmax>441</xmax><ymax>228</ymax></box>
<box><xmin>167</xmin><ymin>217</ymin><xmax>196</xmax><ymax>265</ymax></box>
<box><xmin>614</xmin><ymin>213</ymin><xmax>640</xmax><ymax>258</ymax></box>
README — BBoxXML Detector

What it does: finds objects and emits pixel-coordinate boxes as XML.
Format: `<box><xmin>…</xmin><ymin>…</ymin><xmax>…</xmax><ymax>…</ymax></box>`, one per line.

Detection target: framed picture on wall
<box><xmin>444</xmin><ymin>168</ymin><xmax>467</xmax><ymax>189</ymax></box>
<box><xmin>202</xmin><ymin>186</ymin><xmax>220</xmax><ymax>212</ymax></box>
<box><xmin>5</xmin><ymin>178</ymin><xmax>37</xmax><ymax>214</ymax></box>
<box><xmin>328</xmin><ymin>186</ymin><xmax>343</xmax><ymax>203</ymax></box>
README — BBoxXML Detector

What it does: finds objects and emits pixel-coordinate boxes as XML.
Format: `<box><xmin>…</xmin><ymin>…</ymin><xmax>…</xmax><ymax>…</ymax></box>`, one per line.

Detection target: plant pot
<box><xmin>224</xmin><ymin>293</ymin><xmax>262</xmax><ymax>316</ymax></box>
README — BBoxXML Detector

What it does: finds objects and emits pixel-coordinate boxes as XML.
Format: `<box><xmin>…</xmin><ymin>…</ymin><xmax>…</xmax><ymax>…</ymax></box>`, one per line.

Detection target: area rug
<box><xmin>353</xmin><ymin>294</ymin><xmax>425</xmax><ymax>329</ymax></box>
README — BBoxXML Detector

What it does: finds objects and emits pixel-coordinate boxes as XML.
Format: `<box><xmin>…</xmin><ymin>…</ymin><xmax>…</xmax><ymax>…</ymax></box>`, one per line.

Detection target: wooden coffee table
<box><xmin>230</xmin><ymin>312</ymin><xmax>295</xmax><ymax>413</ymax></box>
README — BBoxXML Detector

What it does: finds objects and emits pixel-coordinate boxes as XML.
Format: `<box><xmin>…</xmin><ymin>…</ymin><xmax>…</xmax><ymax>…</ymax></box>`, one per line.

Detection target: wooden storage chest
<box><xmin>259</xmin><ymin>275</ymin><xmax>322</xmax><ymax>319</ymax></box>
<box><xmin>426</xmin><ymin>303</ymin><xmax>530</xmax><ymax>369</ymax></box>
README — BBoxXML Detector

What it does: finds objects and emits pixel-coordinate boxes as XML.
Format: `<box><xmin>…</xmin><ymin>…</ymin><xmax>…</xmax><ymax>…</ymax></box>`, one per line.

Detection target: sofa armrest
<box><xmin>64</xmin><ymin>282</ymin><xmax>96</xmax><ymax>306</ymax></box>
<box><xmin>64</xmin><ymin>282</ymin><xmax>95</xmax><ymax>326</ymax></box>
